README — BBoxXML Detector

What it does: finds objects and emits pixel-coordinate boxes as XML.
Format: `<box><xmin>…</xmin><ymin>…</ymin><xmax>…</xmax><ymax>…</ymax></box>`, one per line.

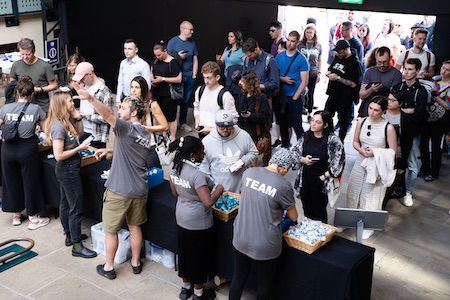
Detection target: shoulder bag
<box><xmin>255</xmin><ymin>96</ymin><xmax>270</xmax><ymax>154</ymax></box>
<box><xmin>167</xmin><ymin>59</ymin><xmax>184</xmax><ymax>101</ymax></box>
<box><xmin>150</xmin><ymin>107</ymin><xmax>175</xmax><ymax>165</ymax></box>
<box><xmin>272</xmin><ymin>51</ymin><xmax>300</xmax><ymax>113</ymax></box>
<box><xmin>1</xmin><ymin>102</ymin><xmax>30</xmax><ymax>142</ymax></box>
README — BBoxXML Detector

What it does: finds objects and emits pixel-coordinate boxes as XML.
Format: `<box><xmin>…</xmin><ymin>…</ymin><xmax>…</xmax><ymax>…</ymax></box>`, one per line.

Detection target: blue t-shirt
<box><xmin>275</xmin><ymin>50</ymin><xmax>310</xmax><ymax>97</ymax></box>
<box><xmin>223</xmin><ymin>47</ymin><xmax>244</xmax><ymax>76</ymax></box>
<box><xmin>167</xmin><ymin>36</ymin><xmax>198</xmax><ymax>80</ymax></box>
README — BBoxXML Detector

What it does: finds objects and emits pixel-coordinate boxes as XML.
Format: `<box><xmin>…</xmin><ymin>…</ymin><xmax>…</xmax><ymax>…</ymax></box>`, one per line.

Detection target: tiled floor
<box><xmin>1</xmin><ymin>83</ymin><xmax>450</xmax><ymax>299</ymax></box>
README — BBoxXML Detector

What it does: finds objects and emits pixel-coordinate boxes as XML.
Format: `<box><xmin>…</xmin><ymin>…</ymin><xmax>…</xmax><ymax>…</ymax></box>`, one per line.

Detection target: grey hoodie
<box><xmin>200</xmin><ymin>125</ymin><xmax>258</xmax><ymax>193</ymax></box>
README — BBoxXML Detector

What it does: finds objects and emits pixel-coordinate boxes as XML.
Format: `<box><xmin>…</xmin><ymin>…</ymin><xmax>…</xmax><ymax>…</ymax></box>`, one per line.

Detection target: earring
<box><xmin>190</xmin><ymin>157</ymin><xmax>195</xmax><ymax>163</ymax></box>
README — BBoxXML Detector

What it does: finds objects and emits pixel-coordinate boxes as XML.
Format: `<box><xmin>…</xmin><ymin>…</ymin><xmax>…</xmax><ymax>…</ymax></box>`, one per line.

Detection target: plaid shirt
<box><xmin>87</xmin><ymin>83</ymin><xmax>114</xmax><ymax>143</ymax></box>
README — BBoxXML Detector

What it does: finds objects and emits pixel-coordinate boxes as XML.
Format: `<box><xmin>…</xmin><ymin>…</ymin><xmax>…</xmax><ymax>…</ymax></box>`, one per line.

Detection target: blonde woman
<box><xmin>44</xmin><ymin>87</ymin><xmax>97</xmax><ymax>258</ymax></box>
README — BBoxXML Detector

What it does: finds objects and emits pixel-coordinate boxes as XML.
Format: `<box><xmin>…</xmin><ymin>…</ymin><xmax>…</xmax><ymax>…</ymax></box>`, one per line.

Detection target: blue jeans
<box><xmin>55</xmin><ymin>156</ymin><xmax>83</xmax><ymax>243</ymax></box>
<box><xmin>406</xmin><ymin>136</ymin><xmax>420</xmax><ymax>194</ymax></box>
<box><xmin>179</xmin><ymin>77</ymin><xmax>196</xmax><ymax>125</ymax></box>
<box><xmin>288</xmin><ymin>95</ymin><xmax>304</xmax><ymax>139</ymax></box>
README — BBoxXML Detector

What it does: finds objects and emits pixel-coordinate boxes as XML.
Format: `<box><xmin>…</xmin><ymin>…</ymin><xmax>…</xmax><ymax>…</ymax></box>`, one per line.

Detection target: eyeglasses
<box><xmin>183</xmin><ymin>27</ymin><xmax>194</xmax><ymax>31</ymax></box>
<box><xmin>367</xmin><ymin>124</ymin><xmax>371</xmax><ymax>136</ymax></box>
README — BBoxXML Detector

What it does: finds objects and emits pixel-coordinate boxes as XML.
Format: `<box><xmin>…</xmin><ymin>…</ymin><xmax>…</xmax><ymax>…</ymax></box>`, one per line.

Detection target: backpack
<box><xmin>402</xmin><ymin>49</ymin><xmax>431</xmax><ymax>68</ymax></box>
<box><xmin>4</xmin><ymin>80</ymin><xmax>17</xmax><ymax>104</ymax></box>
<box><xmin>198</xmin><ymin>85</ymin><xmax>227</xmax><ymax>109</ymax></box>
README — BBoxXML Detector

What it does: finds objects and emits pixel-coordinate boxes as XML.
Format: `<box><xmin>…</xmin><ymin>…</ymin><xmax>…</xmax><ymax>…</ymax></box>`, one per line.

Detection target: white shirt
<box><xmin>116</xmin><ymin>55</ymin><xmax>151</xmax><ymax>102</ymax></box>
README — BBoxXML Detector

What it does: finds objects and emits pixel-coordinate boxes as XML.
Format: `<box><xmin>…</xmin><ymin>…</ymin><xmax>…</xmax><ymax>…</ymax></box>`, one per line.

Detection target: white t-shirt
<box><xmin>396</xmin><ymin>49</ymin><xmax>436</xmax><ymax>73</ymax></box>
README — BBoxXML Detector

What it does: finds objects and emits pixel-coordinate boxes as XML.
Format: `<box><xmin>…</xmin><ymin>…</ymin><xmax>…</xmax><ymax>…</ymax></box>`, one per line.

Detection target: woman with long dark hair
<box><xmin>45</xmin><ymin>88</ymin><xmax>97</xmax><ymax>258</ymax></box>
<box><xmin>216</xmin><ymin>29</ymin><xmax>245</xmax><ymax>77</ymax></box>
<box><xmin>130</xmin><ymin>75</ymin><xmax>168</xmax><ymax>167</ymax></box>
<box><xmin>151</xmin><ymin>40</ymin><xmax>182</xmax><ymax>141</ymax></box>
<box><xmin>0</xmin><ymin>75</ymin><xmax>48</xmax><ymax>228</ymax></box>
<box><xmin>168</xmin><ymin>136</ymin><xmax>224</xmax><ymax>300</ymax></box>
<box><xmin>292</xmin><ymin>110</ymin><xmax>345</xmax><ymax>223</ymax></box>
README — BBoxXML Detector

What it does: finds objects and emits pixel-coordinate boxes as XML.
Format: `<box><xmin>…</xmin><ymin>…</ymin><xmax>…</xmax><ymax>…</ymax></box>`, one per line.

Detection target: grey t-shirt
<box><xmin>233</xmin><ymin>167</ymin><xmax>295</xmax><ymax>260</ymax></box>
<box><xmin>170</xmin><ymin>162</ymin><xmax>214</xmax><ymax>230</ymax></box>
<box><xmin>50</xmin><ymin>119</ymin><xmax>79</xmax><ymax>153</ymax></box>
<box><xmin>105</xmin><ymin>119</ymin><xmax>153</xmax><ymax>198</ymax></box>
<box><xmin>0</xmin><ymin>102</ymin><xmax>45</xmax><ymax>139</ymax></box>
<box><xmin>10</xmin><ymin>59</ymin><xmax>55</xmax><ymax>113</ymax></box>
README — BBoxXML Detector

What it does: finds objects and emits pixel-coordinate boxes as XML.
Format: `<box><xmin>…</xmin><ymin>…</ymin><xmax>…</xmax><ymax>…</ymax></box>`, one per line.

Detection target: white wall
<box><xmin>0</xmin><ymin>14</ymin><xmax>57</xmax><ymax>57</ymax></box>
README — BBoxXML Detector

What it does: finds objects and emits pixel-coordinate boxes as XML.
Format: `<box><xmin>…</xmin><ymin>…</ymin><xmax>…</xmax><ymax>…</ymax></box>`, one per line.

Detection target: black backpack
<box><xmin>4</xmin><ymin>80</ymin><xmax>17</xmax><ymax>104</ymax></box>
<box><xmin>198</xmin><ymin>85</ymin><xmax>227</xmax><ymax>109</ymax></box>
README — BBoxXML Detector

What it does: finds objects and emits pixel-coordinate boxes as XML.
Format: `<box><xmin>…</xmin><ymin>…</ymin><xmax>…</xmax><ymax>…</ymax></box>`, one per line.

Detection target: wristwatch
<box><xmin>73</xmin><ymin>117</ymin><xmax>83</xmax><ymax>123</ymax></box>
<box><xmin>337</xmin><ymin>76</ymin><xmax>341</xmax><ymax>82</ymax></box>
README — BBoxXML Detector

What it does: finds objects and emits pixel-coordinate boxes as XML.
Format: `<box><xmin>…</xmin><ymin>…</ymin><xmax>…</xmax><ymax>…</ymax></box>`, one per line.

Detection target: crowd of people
<box><xmin>0</xmin><ymin>11</ymin><xmax>448</xmax><ymax>299</ymax></box>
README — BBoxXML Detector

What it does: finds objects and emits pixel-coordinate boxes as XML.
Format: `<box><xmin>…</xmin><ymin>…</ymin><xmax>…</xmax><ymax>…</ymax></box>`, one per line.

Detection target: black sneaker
<box><xmin>424</xmin><ymin>175</ymin><xmax>438</xmax><ymax>182</ymax></box>
<box><xmin>179</xmin><ymin>286</ymin><xmax>193</xmax><ymax>300</ymax></box>
<box><xmin>96</xmin><ymin>264</ymin><xmax>116</xmax><ymax>280</ymax></box>
<box><xmin>272</xmin><ymin>139</ymin><xmax>282</xmax><ymax>148</ymax></box>
<box><xmin>193</xmin><ymin>289</ymin><xmax>216</xmax><ymax>300</ymax></box>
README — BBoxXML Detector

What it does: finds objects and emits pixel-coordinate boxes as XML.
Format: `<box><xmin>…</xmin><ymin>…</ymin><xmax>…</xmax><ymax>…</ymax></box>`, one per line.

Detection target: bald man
<box><xmin>167</xmin><ymin>20</ymin><xmax>199</xmax><ymax>132</ymax></box>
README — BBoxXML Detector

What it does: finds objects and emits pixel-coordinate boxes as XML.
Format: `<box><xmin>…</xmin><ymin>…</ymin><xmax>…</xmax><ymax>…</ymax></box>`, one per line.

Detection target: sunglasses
<box><xmin>227</xmin><ymin>50</ymin><xmax>233</xmax><ymax>58</ymax></box>
<box><xmin>367</xmin><ymin>124</ymin><xmax>371</xmax><ymax>136</ymax></box>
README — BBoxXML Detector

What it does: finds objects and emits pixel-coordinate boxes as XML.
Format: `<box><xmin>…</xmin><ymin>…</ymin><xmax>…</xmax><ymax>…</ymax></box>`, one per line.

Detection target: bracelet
<box><xmin>40</xmin><ymin>87</ymin><xmax>44</xmax><ymax>93</ymax></box>
<box><xmin>337</xmin><ymin>76</ymin><xmax>341</xmax><ymax>82</ymax></box>
<box><xmin>73</xmin><ymin>118</ymin><xmax>83</xmax><ymax>123</ymax></box>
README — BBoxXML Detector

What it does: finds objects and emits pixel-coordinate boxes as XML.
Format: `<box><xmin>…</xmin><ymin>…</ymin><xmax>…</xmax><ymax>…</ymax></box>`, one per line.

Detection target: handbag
<box><xmin>324</xmin><ymin>176</ymin><xmax>341</xmax><ymax>208</ymax></box>
<box><xmin>255</xmin><ymin>96</ymin><xmax>270</xmax><ymax>154</ymax></box>
<box><xmin>169</xmin><ymin>83</ymin><xmax>184</xmax><ymax>101</ymax></box>
<box><xmin>1</xmin><ymin>102</ymin><xmax>30</xmax><ymax>142</ymax></box>
<box><xmin>150</xmin><ymin>109</ymin><xmax>175</xmax><ymax>166</ymax></box>
<box><xmin>426</xmin><ymin>100</ymin><xmax>446</xmax><ymax>122</ymax></box>
<box><xmin>382</xmin><ymin>171</ymin><xmax>406</xmax><ymax>209</ymax></box>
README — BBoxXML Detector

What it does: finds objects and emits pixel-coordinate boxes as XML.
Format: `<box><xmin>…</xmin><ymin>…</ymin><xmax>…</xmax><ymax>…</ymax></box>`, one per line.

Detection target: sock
<box><xmin>194</xmin><ymin>288</ymin><xmax>203</xmax><ymax>297</ymax></box>
<box><xmin>73</xmin><ymin>242</ymin><xmax>82</xmax><ymax>251</ymax></box>
<box><xmin>29</xmin><ymin>215</ymin><xmax>37</xmax><ymax>221</ymax></box>
<box><xmin>182</xmin><ymin>282</ymin><xmax>192</xmax><ymax>289</ymax></box>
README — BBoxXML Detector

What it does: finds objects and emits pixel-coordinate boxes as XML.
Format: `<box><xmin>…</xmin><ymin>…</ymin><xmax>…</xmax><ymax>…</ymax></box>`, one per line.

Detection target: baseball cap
<box><xmin>215</xmin><ymin>110</ymin><xmax>234</xmax><ymax>126</ymax></box>
<box><xmin>72</xmin><ymin>62</ymin><xmax>94</xmax><ymax>82</ymax></box>
<box><xmin>410</xmin><ymin>22</ymin><xmax>425</xmax><ymax>30</ymax></box>
<box><xmin>333</xmin><ymin>39</ymin><xmax>350</xmax><ymax>52</ymax></box>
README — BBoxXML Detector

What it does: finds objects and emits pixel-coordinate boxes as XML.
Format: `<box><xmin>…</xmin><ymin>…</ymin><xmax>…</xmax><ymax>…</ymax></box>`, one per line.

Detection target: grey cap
<box><xmin>215</xmin><ymin>109</ymin><xmax>234</xmax><ymax>126</ymax></box>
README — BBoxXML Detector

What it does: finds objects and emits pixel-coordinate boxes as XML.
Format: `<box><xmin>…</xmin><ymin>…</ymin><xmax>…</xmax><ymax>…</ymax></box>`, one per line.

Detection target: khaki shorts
<box><xmin>102</xmin><ymin>189</ymin><xmax>147</xmax><ymax>233</ymax></box>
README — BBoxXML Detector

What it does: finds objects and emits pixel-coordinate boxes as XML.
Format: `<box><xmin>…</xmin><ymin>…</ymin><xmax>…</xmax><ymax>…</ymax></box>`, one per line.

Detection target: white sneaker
<box><xmin>362</xmin><ymin>229</ymin><xmax>374</xmax><ymax>240</ymax></box>
<box><xmin>179</xmin><ymin>123</ymin><xmax>193</xmax><ymax>132</ymax></box>
<box><xmin>402</xmin><ymin>192</ymin><xmax>413</xmax><ymax>207</ymax></box>
<box><xmin>28</xmin><ymin>216</ymin><xmax>50</xmax><ymax>230</ymax></box>
<box><xmin>12</xmin><ymin>214</ymin><xmax>22</xmax><ymax>226</ymax></box>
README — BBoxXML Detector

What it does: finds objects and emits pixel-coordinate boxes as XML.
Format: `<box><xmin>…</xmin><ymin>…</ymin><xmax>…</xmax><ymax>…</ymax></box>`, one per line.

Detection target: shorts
<box><xmin>102</xmin><ymin>189</ymin><xmax>147</xmax><ymax>233</ymax></box>
<box><xmin>158</xmin><ymin>96</ymin><xmax>177</xmax><ymax>122</ymax></box>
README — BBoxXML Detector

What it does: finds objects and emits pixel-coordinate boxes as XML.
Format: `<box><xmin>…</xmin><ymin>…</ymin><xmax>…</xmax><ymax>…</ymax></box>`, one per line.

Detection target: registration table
<box><xmin>143</xmin><ymin>180</ymin><xmax>375</xmax><ymax>300</ymax></box>
<box><xmin>40</xmin><ymin>151</ymin><xmax>111</xmax><ymax>221</ymax></box>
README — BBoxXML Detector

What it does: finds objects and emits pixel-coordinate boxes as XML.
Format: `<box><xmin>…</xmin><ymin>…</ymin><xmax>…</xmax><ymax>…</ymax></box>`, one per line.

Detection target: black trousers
<box><xmin>325</xmin><ymin>97</ymin><xmax>352</xmax><ymax>141</ymax></box>
<box><xmin>1</xmin><ymin>138</ymin><xmax>46</xmax><ymax>216</ymax></box>
<box><xmin>300</xmin><ymin>173</ymin><xmax>328</xmax><ymax>223</ymax></box>
<box><xmin>419</xmin><ymin>120</ymin><xmax>446</xmax><ymax>176</ymax></box>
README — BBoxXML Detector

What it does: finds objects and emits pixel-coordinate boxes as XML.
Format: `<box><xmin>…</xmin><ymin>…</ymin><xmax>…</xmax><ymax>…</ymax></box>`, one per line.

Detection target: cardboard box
<box><xmin>147</xmin><ymin>167</ymin><xmax>164</xmax><ymax>189</ymax></box>
<box><xmin>91</xmin><ymin>222</ymin><xmax>131</xmax><ymax>263</ymax></box>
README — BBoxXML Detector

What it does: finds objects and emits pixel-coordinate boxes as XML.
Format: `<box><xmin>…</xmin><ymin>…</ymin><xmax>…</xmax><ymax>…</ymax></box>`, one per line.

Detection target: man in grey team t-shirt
<box><xmin>74</xmin><ymin>83</ymin><xmax>153</xmax><ymax>280</ymax></box>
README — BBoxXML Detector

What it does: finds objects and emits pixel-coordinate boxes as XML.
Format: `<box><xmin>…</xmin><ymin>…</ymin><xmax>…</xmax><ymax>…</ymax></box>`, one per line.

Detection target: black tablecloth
<box><xmin>40</xmin><ymin>151</ymin><xmax>111</xmax><ymax>221</ymax></box>
<box><xmin>142</xmin><ymin>180</ymin><xmax>178</xmax><ymax>253</ymax></box>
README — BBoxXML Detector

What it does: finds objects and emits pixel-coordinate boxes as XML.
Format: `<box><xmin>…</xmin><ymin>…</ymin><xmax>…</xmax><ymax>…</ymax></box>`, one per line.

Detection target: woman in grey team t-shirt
<box><xmin>0</xmin><ymin>75</ymin><xmax>48</xmax><ymax>229</ymax></box>
<box><xmin>168</xmin><ymin>136</ymin><xmax>224</xmax><ymax>300</ymax></box>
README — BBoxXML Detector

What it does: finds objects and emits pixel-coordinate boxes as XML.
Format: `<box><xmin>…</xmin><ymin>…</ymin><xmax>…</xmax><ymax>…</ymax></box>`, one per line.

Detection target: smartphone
<box><xmin>241</xmin><ymin>111</ymin><xmax>248</xmax><ymax>114</ymax></box>
<box><xmin>372</xmin><ymin>82</ymin><xmax>381</xmax><ymax>85</ymax></box>
<box><xmin>82</xmin><ymin>134</ymin><xmax>94</xmax><ymax>145</ymax></box>
<box><xmin>180</xmin><ymin>50</ymin><xmax>188</xmax><ymax>54</ymax></box>
<box><xmin>310</xmin><ymin>157</ymin><xmax>320</xmax><ymax>161</ymax></box>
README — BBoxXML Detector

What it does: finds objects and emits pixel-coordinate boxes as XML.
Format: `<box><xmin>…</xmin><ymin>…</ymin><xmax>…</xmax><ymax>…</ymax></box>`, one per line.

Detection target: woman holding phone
<box><xmin>291</xmin><ymin>110</ymin><xmax>345</xmax><ymax>223</ymax></box>
<box><xmin>45</xmin><ymin>87</ymin><xmax>97</xmax><ymax>258</ymax></box>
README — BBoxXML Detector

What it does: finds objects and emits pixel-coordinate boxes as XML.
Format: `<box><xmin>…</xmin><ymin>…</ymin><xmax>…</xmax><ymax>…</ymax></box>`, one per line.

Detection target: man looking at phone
<box><xmin>193</xmin><ymin>61</ymin><xmax>237</xmax><ymax>138</ymax></box>
<box><xmin>200</xmin><ymin>110</ymin><xmax>258</xmax><ymax>193</ymax></box>
<box><xmin>358</xmin><ymin>46</ymin><xmax>402</xmax><ymax>117</ymax></box>
<box><xmin>72</xmin><ymin>62</ymin><xmax>114</xmax><ymax>148</ymax></box>
<box><xmin>168</xmin><ymin>20</ymin><xmax>199</xmax><ymax>132</ymax></box>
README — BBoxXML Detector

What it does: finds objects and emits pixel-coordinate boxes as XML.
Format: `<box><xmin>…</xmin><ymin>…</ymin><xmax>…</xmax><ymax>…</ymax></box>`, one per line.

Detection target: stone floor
<box><xmin>1</xmin><ymin>82</ymin><xmax>450</xmax><ymax>299</ymax></box>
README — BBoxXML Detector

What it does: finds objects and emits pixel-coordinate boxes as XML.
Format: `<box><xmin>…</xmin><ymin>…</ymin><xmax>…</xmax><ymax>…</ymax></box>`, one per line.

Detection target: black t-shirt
<box><xmin>303</xmin><ymin>134</ymin><xmax>328</xmax><ymax>178</ymax></box>
<box><xmin>326</xmin><ymin>50</ymin><xmax>361</xmax><ymax>105</ymax></box>
<box><xmin>152</xmin><ymin>59</ymin><xmax>181</xmax><ymax>98</ymax></box>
